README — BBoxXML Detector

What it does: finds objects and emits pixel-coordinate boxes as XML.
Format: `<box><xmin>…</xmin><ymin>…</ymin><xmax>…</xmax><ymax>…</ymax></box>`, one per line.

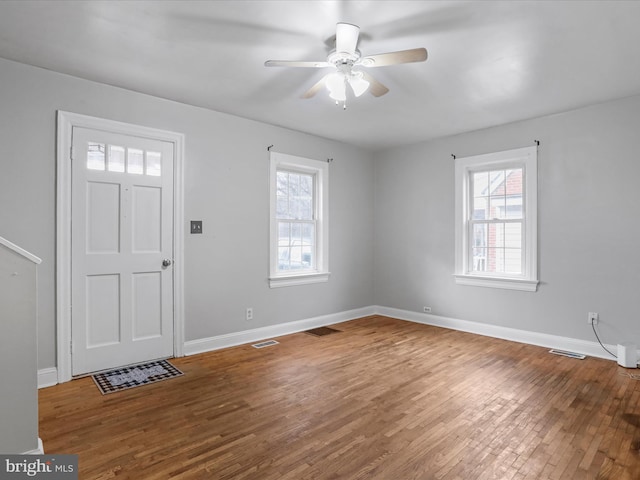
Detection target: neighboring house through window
<box><xmin>454</xmin><ymin>146</ymin><xmax>538</xmax><ymax>291</ymax></box>
<box><xmin>269</xmin><ymin>151</ymin><xmax>329</xmax><ymax>287</ymax></box>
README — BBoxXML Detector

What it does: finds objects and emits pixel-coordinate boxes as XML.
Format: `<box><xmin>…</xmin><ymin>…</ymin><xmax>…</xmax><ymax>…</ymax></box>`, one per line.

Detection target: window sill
<box><xmin>454</xmin><ymin>274</ymin><xmax>538</xmax><ymax>292</ymax></box>
<box><xmin>269</xmin><ymin>272</ymin><xmax>330</xmax><ymax>288</ymax></box>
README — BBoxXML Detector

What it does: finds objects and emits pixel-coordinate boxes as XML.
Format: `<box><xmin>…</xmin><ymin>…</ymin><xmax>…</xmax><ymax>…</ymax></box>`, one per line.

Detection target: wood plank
<box><xmin>39</xmin><ymin>316</ymin><xmax>640</xmax><ymax>479</ymax></box>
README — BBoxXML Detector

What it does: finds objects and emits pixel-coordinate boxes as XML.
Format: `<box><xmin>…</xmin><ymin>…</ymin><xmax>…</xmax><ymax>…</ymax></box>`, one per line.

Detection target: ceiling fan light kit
<box><xmin>265</xmin><ymin>22</ymin><xmax>428</xmax><ymax>109</ymax></box>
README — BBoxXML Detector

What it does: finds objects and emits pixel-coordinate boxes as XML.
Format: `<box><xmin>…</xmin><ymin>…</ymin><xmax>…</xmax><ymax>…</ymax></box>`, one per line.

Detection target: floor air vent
<box><xmin>252</xmin><ymin>340</ymin><xmax>279</xmax><ymax>349</ymax></box>
<box><xmin>549</xmin><ymin>349</ymin><xmax>586</xmax><ymax>359</ymax></box>
<box><xmin>305</xmin><ymin>327</ymin><xmax>341</xmax><ymax>337</ymax></box>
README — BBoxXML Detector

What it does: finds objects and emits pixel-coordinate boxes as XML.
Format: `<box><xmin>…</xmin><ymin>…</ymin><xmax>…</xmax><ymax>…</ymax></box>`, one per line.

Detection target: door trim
<box><xmin>56</xmin><ymin>111</ymin><xmax>185</xmax><ymax>384</ymax></box>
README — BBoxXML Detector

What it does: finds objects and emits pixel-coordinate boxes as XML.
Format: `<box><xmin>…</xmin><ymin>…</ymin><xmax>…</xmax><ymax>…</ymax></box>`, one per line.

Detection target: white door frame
<box><xmin>56</xmin><ymin>111</ymin><xmax>185</xmax><ymax>384</ymax></box>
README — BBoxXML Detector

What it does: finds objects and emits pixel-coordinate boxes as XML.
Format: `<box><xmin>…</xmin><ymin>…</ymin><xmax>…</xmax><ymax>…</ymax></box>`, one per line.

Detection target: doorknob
<box><xmin>162</xmin><ymin>259</ymin><xmax>172</xmax><ymax>267</ymax></box>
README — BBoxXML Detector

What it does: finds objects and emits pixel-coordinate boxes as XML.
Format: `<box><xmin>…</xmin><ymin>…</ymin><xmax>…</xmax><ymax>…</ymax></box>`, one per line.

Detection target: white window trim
<box><xmin>454</xmin><ymin>146</ymin><xmax>538</xmax><ymax>292</ymax></box>
<box><xmin>269</xmin><ymin>152</ymin><xmax>329</xmax><ymax>288</ymax></box>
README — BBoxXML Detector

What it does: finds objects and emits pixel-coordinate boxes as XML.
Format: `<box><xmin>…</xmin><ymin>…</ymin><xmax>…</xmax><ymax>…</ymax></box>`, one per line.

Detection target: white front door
<box><xmin>71</xmin><ymin>126</ymin><xmax>174</xmax><ymax>375</ymax></box>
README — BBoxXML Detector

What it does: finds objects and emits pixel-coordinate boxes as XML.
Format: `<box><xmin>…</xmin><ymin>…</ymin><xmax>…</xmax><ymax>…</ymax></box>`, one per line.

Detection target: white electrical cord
<box><xmin>591</xmin><ymin>319</ymin><xmax>617</xmax><ymax>359</ymax></box>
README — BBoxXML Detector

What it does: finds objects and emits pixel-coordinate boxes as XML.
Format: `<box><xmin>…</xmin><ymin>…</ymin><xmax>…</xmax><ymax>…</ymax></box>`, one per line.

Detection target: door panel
<box><xmin>86</xmin><ymin>182</ymin><xmax>121</xmax><ymax>254</ymax></box>
<box><xmin>86</xmin><ymin>274</ymin><xmax>121</xmax><ymax>347</ymax></box>
<box><xmin>71</xmin><ymin>127</ymin><xmax>174</xmax><ymax>375</ymax></box>
<box><xmin>132</xmin><ymin>185</ymin><xmax>162</xmax><ymax>253</ymax></box>
<box><xmin>132</xmin><ymin>272</ymin><xmax>162</xmax><ymax>340</ymax></box>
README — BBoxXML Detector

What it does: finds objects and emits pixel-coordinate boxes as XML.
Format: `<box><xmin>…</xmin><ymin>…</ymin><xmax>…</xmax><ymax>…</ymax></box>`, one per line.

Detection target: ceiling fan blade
<box><xmin>359</xmin><ymin>48</ymin><xmax>428</xmax><ymax>67</ymax></box>
<box><xmin>361</xmin><ymin>72</ymin><xmax>389</xmax><ymax>97</ymax></box>
<box><xmin>265</xmin><ymin>60</ymin><xmax>330</xmax><ymax>68</ymax></box>
<box><xmin>335</xmin><ymin>22</ymin><xmax>360</xmax><ymax>54</ymax></box>
<box><xmin>301</xmin><ymin>75</ymin><xmax>330</xmax><ymax>99</ymax></box>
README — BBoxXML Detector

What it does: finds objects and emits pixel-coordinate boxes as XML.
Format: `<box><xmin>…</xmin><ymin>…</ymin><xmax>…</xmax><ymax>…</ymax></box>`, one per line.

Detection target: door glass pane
<box><xmin>146</xmin><ymin>151</ymin><xmax>162</xmax><ymax>176</ymax></box>
<box><xmin>128</xmin><ymin>148</ymin><xmax>144</xmax><ymax>174</ymax></box>
<box><xmin>108</xmin><ymin>145</ymin><xmax>125</xmax><ymax>172</ymax></box>
<box><xmin>87</xmin><ymin>142</ymin><xmax>105</xmax><ymax>170</ymax></box>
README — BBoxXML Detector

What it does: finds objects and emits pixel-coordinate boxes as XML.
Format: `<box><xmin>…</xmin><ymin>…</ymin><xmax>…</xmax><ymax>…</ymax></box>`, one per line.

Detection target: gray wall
<box><xmin>3</xmin><ymin>52</ymin><xmax>640</xmax><ymax>375</ymax></box>
<box><xmin>373</xmin><ymin>95</ymin><xmax>640</xmax><ymax>346</ymax></box>
<box><xmin>0</xmin><ymin>245</ymin><xmax>38</xmax><ymax>453</ymax></box>
<box><xmin>0</xmin><ymin>57</ymin><xmax>375</xmax><ymax>370</ymax></box>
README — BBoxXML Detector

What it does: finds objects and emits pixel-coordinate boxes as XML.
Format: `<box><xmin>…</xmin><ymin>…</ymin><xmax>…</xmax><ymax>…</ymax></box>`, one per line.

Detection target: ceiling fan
<box><xmin>265</xmin><ymin>22</ymin><xmax>428</xmax><ymax>108</ymax></box>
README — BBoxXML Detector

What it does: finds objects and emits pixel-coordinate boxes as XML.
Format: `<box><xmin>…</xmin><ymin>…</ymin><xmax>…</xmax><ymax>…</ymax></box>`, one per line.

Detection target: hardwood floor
<box><xmin>39</xmin><ymin>316</ymin><xmax>640</xmax><ymax>479</ymax></box>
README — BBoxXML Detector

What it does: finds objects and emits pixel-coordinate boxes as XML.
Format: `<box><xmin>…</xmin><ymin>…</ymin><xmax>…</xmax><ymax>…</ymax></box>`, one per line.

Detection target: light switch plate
<box><xmin>190</xmin><ymin>220</ymin><xmax>203</xmax><ymax>234</ymax></box>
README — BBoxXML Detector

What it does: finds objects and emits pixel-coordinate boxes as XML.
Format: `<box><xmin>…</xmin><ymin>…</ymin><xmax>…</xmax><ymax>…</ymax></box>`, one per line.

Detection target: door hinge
<box><xmin>70</xmin><ymin>146</ymin><xmax>74</xmax><ymax>161</ymax></box>
<box><xmin>70</xmin><ymin>340</ymin><xmax>73</xmax><ymax>354</ymax></box>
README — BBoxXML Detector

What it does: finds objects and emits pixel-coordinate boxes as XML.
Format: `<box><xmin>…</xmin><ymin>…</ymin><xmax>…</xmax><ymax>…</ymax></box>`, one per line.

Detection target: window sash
<box><xmin>468</xmin><ymin>218</ymin><xmax>524</xmax><ymax>276</ymax></box>
<box><xmin>276</xmin><ymin>167</ymin><xmax>318</xmax><ymax>274</ymax></box>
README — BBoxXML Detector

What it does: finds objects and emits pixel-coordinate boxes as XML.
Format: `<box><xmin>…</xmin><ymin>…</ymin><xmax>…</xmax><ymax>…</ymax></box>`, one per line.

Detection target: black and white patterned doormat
<box><xmin>92</xmin><ymin>359</ymin><xmax>183</xmax><ymax>395</ymax></box>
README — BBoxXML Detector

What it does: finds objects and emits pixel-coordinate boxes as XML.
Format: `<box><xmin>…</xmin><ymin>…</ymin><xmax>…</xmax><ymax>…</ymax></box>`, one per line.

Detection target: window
<box><xmin>269</xmin><ymin>152</ymin><xmax>329</xmax><ymax>287</ymax></box>
<box><xmin>86</xmin><ymin>142</ymin><xmax>162</xmax><ymax>176</ymax></box>
<box><xmin>454</xmin><ymin>146</ymin><xmax>538</xmax><ymax>291</ymax></box>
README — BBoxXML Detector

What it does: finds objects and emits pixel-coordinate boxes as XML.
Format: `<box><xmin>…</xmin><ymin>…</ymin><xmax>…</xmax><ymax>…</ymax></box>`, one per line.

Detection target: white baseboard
<box><xmin>184</xmin><ymin>306</ymin><xmax>376</xmax><ymax>356</ymax></box>
<box><xmin>23</xmin><ymin>437</ymin><xmax>44</xmax><ymax>455</ymax></box>
<box><xmin>40</xmin><ymin>304</ymin><xmax>631</xmax><ymax>382</ymax></box>
<box><xmin>38</xmin><ymin>367</ymin><xmax>58</xmax><ymax>389</ymax></box>
<box><xmin>373</xmin><ymin>305</ymin><xmax>622</xmax><ymax>362</ymax></box>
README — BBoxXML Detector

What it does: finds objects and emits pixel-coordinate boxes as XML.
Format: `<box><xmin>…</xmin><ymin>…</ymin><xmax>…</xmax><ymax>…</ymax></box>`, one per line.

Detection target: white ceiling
<box><xmin>1</xmin><ymin>0</ymin><xmax>640</xmax><ymax>151</ymax></box>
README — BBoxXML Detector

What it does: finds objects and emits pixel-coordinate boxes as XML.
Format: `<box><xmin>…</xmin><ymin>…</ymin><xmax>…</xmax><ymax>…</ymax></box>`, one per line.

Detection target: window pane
<box><xmin>489</xmin><ymin>223</ymin><xmax>504</xmax><ymax>248</ymax></box>
<box><xmin>472</xmin><ymin>172</ymin><xmax>489</xmax><ymax>197</ymax></box>
<box><xmin>300</xmin><ymin>174</ymin><xmax>312</xmax><ymax>196</ymax></box>
<box><xmin>472</xmin><ymin>223</ymin><xmax>487</xmax><ymax>248</ymax></box>
<box><xmin>298</xmin><ymin>198</ymin><xmax>312</xmax><ymax>220</ymax></box>
<box><xmin>490</xmin><ymin>196</ymin><xmax>506</xmax><ymax>219</ymax></box>
<box><xmin>276</xmin><ymin>172</ymin><xmax>288</xmax><ymax>197</ymax></box>
<box><xmin>87</xmin><ymin>142</ymin><xmax>105</xmax><ymax>170</ymax></box>
<box><xmin>276</xmin><ymin>170</ymin><xmax>313</xmax><ymax>220</ymax></box>
<box><xmin>278</xmin><ymin>246</ymin><xmax>290</xmax><ymax>270</ymax></box>
<box><xmin>505</xmin><ymin>223</ymin><xmax>522</xmax><ymax>248</ymax></box>
<box><xmin>302</xmin><ymin>223</ymin><xmax>315</xmax><ymax>246</ymax></box>
<box><xmin>472</xmin><ymin>197</ymin><xmax>488</xmax><ymax>220</ymax></box>
<box><xmin>473</xmin><ymin>247</ymin><xmax>487</xmax><ymax>272</ymax></box>
<box><xmin>491</xmin><ymin>170</ymin><xmax>506</xmax><ymax>195</ymax></box>
<box><xmin>108</xmin><ymin>145</ymin><xmax>125</xmax><ymax>172</ymax></box>
<box><xmin>128</xmin><ymin>148</ymin><xmax>144</xmax><ymax>174</ymax></box>
<box><xmin>277</xmin><ymin>221</ymin><xmax>315</xmax><ymax>272</ymax></box>
<box><xmin>146</xmin><ymin>151</ymin><xmax>161</xmax><ymax>176</ymax></box>
<box><xmin>276</xmin><ymin>197</ymin><xmax>290</xmax><ymax>219</ymax></box>
<box><xmin>278</xmin><ymin>222</ymin><xmax>290</xmax><ymax>246</ymax></box>
<box><xmin>505</xmin><ymin>168</ymin><xmax>522</xmax><ymax>195</ymax></box>
<box><xmin>505</xmin><ymin>198</ymin><xmax>522</xmax><ymax>219</ymax></box>
<box><xmin>292</xmin><ymin>222</ymin><xmax>302</xmax><ymax>243</ymax></box>
<box><xmin>505</xmin><ymin>249</ymin><xmax>522</xmax><ymax>273</ymax></box>
<box><xmin>472</xmin><ymin>223</ymin><xmax>487</xmax><ymax>272</ymax></box>
<box><xmin>289</xmin><ymin>173</ymin><xmax>300</xmax><ymax>197</ymax></box>
<box><xmin>487</xmin><ymin>247</ymin><xmax>504</xmax><ymax>273</ymax></box>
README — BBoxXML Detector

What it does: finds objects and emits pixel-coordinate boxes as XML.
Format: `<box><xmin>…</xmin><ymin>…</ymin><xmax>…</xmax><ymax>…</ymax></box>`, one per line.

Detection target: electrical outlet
<box><xmin>588</xmin><ymin>312</ymin><xmax>598</xmax><ymax>325</ymax></box>
<box><xmin>423</xmin><ymin>306</ymin><xmax>432</xmax><ymax>314</ymax></box>
<box><xmin>246</xmin><ymin>307</ymin><xmax>253</xmax><ymax>321</ymax></box>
